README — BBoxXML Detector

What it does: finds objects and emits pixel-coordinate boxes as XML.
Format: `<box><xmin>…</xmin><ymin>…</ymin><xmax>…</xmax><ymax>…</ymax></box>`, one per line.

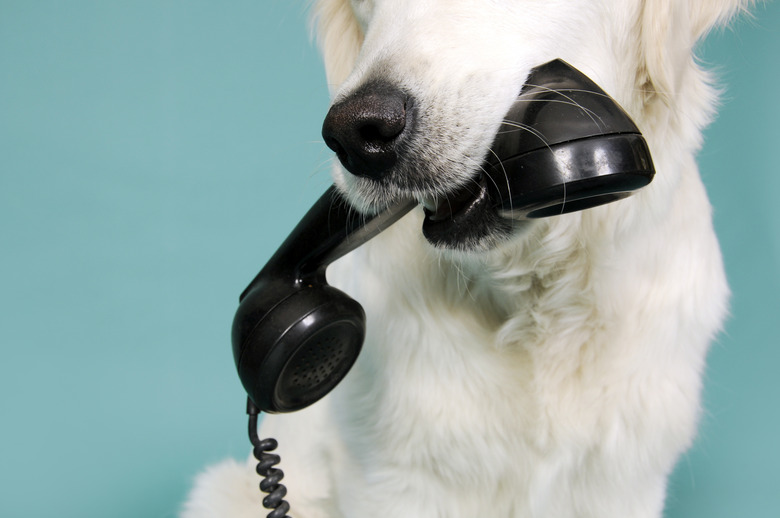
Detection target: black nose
<box><xmin>322</xmin><ymin>82</ymin><xmax>410</xmax><ymax>179</ymax></box>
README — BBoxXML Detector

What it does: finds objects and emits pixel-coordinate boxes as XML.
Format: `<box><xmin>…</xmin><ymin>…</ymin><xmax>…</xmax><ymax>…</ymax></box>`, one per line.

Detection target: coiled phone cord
<box><xmin>247</xmin><ymin>398</ymin><xmax>292</xmax><ymax>518</ymax></box>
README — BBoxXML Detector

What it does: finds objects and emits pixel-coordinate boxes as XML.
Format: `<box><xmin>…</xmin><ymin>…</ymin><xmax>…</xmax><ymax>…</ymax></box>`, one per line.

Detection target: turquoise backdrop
<box><xmin>0</xmin><ymin>2</ymin><xmax>777</xmax><ymax>517</ymax></box>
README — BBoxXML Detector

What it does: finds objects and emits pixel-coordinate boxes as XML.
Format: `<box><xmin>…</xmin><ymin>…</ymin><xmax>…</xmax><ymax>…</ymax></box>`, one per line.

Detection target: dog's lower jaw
<box><xmin>335</xmin><ymin>168</ymin><xmax>533</xmax><ymax>253</ymax></box>
<box><xmin>419</xmin><ymin>173</ymin><xmax>516</xmax><ymax>252</ymax></box>
<box><xmin>422</xmin><ymin>207</ymin><xmax>515</xmax><ymax>253</ymax></box>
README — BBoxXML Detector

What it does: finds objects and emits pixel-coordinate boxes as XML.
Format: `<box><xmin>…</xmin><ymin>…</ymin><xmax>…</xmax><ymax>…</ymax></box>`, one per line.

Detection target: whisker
<box><xmin>441</xmin><ymin>152</ymin><xmax>516</xmax><ymax>218</ymax></box>
<box><xmin>559</xmin><ymin>175</ymin><xmax>567</xmax><ymax>215</ymax></box>
<box><xmin>506</xmin><ymin>97</ymin><xmax>607</xmax><ymax>130</ymax></box>
<box><xmin>519</xmin><ymin>84</ymin><xmax>615</xmax><ymax>101</ymax></box>
<box><xmin>485</xmin><ymin>148</ymin><xmax>514</xmax><ymax>217</ymax></box>
<box><xmin>516</xmin><ymin>84</ymin><xmax>607</xmax><ymax>129</ymax></box>
<box><xmin>309</xmin><ymin>155</ymin><xmax>337</xmax><ymax>180</ymax></box>
<box><xmin>496</xmin><ymin>120</ymin><xmax>552</xmax><ymax>149</ymax></box>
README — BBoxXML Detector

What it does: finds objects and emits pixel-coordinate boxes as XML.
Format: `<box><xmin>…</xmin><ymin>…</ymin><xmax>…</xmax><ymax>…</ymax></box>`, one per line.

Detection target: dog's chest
<box><xmin>327</xmin><ymin>237</ymin><xmax>614</xmax><ymax>492</ymax></box>
<box><xmin>335</xmin><ymin>281</ymin><xmax>580</xmax><ymax>483</ymax></box>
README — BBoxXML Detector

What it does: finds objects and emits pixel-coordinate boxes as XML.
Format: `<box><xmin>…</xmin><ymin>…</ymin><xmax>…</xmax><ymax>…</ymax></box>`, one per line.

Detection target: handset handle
<box><xmin>240</xmin><ymin>186</ymin><xmax>415</xmax><ymax>300</ymax></box>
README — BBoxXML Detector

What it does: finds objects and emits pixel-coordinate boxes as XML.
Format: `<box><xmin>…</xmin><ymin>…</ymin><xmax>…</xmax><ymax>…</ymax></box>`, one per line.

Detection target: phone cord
<box><xmin>247</xmin><ymin>399</ymin><xmax>292</xmax><ymax>518</ymax></box>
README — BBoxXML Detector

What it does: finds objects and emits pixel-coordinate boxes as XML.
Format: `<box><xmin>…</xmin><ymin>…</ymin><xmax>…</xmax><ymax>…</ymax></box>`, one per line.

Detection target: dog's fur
<box><xmin>183</xmin><ymin>1</ymin><xmax>750</xmax><ymax>516</ymax></box>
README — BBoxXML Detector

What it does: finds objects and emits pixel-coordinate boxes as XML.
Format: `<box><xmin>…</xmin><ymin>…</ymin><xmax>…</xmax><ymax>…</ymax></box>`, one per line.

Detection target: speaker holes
<box><xmin>276</xmin><ymin>322</ymin><xmax>362</xmax><ymax>409</ymax></box>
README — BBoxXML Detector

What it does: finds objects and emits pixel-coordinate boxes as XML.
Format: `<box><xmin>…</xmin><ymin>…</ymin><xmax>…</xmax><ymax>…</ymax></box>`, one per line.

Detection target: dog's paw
<box><xmin>181</xmin><ymin>455</ymin><xmax>337</xmax><ymax>518</ymax></box>
<box><xmin>180</xmin><ymin>458</ymin><xmax>261</xmax><ymax>518</ymax></box>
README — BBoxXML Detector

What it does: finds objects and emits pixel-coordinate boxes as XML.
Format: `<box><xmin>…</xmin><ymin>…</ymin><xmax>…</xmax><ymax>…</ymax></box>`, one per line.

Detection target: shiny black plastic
<box><xmin>232</xmin><ymin>187</ymin><xmax>415</xmax><ymax>413</ymax></box>
<box><xmin>485</xmin><ymin>59</ymin><xmax>654</xmax><ymax>217</ymax></box>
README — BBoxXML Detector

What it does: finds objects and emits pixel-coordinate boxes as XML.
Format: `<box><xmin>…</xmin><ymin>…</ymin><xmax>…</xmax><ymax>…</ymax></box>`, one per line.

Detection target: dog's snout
<box><xmin>322</xmin><ymin>82</ymin><xmax>411</xmax><ymax>179</ymax></box>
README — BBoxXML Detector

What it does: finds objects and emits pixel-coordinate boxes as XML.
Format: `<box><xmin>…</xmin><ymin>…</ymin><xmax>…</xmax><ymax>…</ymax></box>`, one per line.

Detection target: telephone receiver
<box><xmin>233</xmin><ymin>59</ymin><xmax>655</xmax><ymax>415</ymax></box>
<box><xmin>484</xmin><ymin>59</ymin><xmax>654</xmax><ymax>217</ymax></box>
<box><xmin>232</xmin><ymin>191</ymin><xmax>415</xmax><ymax>414</ymax></box>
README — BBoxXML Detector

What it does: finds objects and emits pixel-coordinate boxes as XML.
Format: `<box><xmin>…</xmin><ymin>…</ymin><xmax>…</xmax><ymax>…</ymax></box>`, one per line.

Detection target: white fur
<box><xmin>183</xmin><ymin>1</ymin><xmax>750</xmax><ymax>516</ymax></box>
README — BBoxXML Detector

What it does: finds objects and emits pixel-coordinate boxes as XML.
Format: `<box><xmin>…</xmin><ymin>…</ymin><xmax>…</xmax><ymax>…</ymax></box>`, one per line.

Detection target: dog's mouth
<box><xmin>419</xmin><ymin>174</ymin><xmax>515</xmax><ymax>251</ymax></box>
<box><xmin>421</xmin><ymin>176</ymin><xmax>487</xmax><ymax>222</ymax></box>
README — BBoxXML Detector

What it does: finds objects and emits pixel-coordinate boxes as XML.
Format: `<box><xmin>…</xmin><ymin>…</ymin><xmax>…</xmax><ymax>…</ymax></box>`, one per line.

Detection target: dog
<box><xmin>183</xmin><ymin>1</ymin><xmax>750</xmax><ymax>516</ymax></box>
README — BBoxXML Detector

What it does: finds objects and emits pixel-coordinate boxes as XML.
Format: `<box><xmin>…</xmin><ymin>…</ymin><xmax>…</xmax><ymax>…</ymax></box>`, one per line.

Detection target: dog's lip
<box><xmin>420</xmin><ymin>174</ymin><xmax>495</xmax><ymax>233</ymax></box>
<box><xmin>421</xmin><ymin>178</ymin><xmax>487</xmax><ymax>222</ymax></box>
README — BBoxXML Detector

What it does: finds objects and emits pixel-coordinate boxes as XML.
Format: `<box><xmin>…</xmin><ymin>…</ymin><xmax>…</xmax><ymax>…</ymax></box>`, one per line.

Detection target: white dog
<box><xmin>183</xmin><ymin>1</ymin><xmax>750</xmax><ymax>516</ymax></box>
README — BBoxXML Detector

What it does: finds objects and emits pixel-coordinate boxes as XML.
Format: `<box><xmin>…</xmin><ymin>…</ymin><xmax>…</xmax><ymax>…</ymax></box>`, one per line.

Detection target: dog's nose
<box><xmin>322</xmin><ymin>82</ymin><xmax>410</xmax><ymax>179</ymax></box>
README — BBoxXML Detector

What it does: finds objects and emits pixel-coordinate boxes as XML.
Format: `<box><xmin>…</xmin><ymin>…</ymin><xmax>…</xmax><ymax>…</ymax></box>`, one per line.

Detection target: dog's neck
<box><xmin>354</xmin><ymin>208</ymin><xmax>597</xmax><ymax>336</ymax></box>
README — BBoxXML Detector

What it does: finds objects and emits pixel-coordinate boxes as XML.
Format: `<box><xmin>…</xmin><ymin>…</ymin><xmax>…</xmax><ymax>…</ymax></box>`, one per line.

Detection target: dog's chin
<box><xmin>420</xmin><ymin>175</ymin><xmax>517</xmax><ymax>252</ymax></box>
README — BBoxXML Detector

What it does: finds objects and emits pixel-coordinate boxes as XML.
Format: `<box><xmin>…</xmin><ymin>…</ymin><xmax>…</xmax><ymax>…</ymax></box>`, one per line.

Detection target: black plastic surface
<box><xmin>232</xmin><ymin>187</ymin><xmax>414</xmax><ymax>413</ymax></box>
<box><xmin>485</xmin><ymin>59</ymin><xmax>655</xmax><ymax>217</ymax></box>
<box><xmin>488</xmin><ymin>133</ymin><xmax>653</xmax><ymax>218</ymax></box>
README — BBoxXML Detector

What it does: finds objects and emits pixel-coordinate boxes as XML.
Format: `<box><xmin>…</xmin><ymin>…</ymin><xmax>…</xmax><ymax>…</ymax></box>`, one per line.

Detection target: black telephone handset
<box><xmin>233</xmin><ymin>189</ymin><xmax>415</xmax><ymax>415</ymax></box>
<box><xmin>233</xmin><ymin>59</ymin><xmax>655</xmax><ymax>517</ymax></box>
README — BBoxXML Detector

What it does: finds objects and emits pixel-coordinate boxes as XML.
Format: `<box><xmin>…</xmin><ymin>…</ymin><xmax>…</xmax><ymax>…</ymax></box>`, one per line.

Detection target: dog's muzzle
<box><xmin>322</xmin><ymin>60</ymin><xmax>656</xmax><ymax>249</ymax></box>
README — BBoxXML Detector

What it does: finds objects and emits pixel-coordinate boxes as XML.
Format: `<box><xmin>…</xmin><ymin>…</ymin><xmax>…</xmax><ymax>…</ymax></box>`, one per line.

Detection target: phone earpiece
<box><xmin>233</xmin><ymin>281</ymin><xmax>365</xmax><ymax>413</ymax></box>
<box><xmin>486</xmin><ymin>59</ymin><xmax>655</xmax><ymax>218</ymax></box>
<box><xmin>232</xmin><ymin>187</ymin><xmax>415</xmax><ymax>414</ymax></box>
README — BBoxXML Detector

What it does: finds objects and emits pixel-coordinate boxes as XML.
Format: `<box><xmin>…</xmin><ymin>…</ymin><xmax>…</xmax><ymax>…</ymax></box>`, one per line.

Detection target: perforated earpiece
<box><xmin>233</xmin><ymin>281</ymin><xmax>365</xmax><ymax>413</ymax></box>
<box><xmin>232</xmin><ymin>187</ymin><xmax>415</xmax><ymax>413</ymax></box>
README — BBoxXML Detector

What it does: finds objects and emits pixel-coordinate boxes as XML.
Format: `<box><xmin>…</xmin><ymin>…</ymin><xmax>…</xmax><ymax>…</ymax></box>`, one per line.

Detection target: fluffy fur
<box><xmin>183</xmin><ymin>1</ymin><xmax>750</xmax><ymax>516</ymax></box>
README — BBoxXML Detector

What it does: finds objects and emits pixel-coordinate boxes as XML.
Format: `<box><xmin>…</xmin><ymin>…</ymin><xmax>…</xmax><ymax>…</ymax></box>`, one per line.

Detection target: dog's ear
<box><xmin>639</xmin><ymin>0</ymin><xmax>751</xmax><ymax>107</ymax></box>
<box><xmin>312</xmin><ymin>0</ymin><xmax>364</xmax><ymax>95</ymax></box>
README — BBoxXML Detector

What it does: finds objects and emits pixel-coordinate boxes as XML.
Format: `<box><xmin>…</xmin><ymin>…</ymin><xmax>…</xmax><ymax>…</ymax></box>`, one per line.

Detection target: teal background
<box><xmin>0</xmin><ymin>1</ymin><xmax>777</xmax><ymax>517</ymax></box>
